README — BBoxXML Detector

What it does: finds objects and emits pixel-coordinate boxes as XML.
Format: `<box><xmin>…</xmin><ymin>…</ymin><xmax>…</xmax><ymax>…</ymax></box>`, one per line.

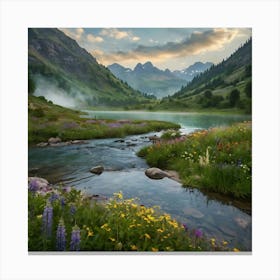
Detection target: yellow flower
<box><xmin>233</xmin><ymin>248</ymin><xmax>240</xmax><ymax>252</ymax></box>
<box><xmin>114</xmin><ymin>192</ymin><xmax>123</xmax><ymax>200</ymax></box>
<box><xmin>210</xmin><ymin>238</ymin><xmax>216</xmax><ymax>245</ymax></box>
<box><xmin>129</xmin><ymin>224</ymin><xmax>136</xmax><ymax>229</ymax></box>
<box><xmin>120</xmin><ymin>213</ymin><xmax>125</xmax><ymax>218</ymax></box>
<box><xmin>144</xmin><ymin>233</ymin><xmax>151</xmax><ymax>239</ymax></box>
<box><xmin>165</xmin><ymin>246</ymin><xmax>172</xmax><ymax>251</ymax></box>
<box><xmin>157</xmin><ymin>229</ymin><xmax>164</xmax><ymax>233</ymax></box>
<box><xmin>109</xmin><ymin>237</ymin><xmax>116</xmax><ymax>242</ymax></box>
<box><xmin>86</xmin><ymin>227</ymin><xmax>90</xmax><ymax>231</ymax></box>
<box><xmin>130</xmin><ymin>245</ymin><xmax>138</xmax><ymax>250</ymax></box>
<box><xmin>36</xmin><ymin>214</ymin><xmax>42</xmax><ymax>219</ymax></box>
<box><xmin>151</xmin><ymin>247</ymin><xmax>158</xmax><ymax>252</ymax></box>
<box><xmin>87</xmin><ymin>231</ymin><xmax>94</xmax><ymax>237</ymax></box>
<box><xmin>222</xmin><ymin>241</ymin><xmax>228</xmax><ymax>246</ymax></box>
<box><xmin>101</xmin><ymin>223</ymin><xmax>111</xmax><ymax>232</ymax></box>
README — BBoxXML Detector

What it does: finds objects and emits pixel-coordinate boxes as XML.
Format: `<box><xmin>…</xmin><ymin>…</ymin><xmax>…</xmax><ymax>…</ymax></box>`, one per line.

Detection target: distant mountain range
<box><xmin>28</xmin><ymin>28</ymin><xmax>151</xmax><ymax>107</ymax></box>
<box><xmin>108</xmin><ymin>61</ymin><xmax>213</xmax><ymax>98</ymax></box>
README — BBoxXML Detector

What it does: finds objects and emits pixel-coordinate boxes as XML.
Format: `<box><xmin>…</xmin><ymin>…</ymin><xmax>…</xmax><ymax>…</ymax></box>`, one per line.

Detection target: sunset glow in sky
<box><xmin>60</xmin><ymin>28</ymin><xmax>252</xmax><ymax>70</ymax></box>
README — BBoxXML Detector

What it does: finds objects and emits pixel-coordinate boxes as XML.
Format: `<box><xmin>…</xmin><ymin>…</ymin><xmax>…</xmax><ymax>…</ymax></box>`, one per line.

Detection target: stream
<box><xmin>29</xmin><ymin>111</ymin><xmax>252</xmax><ymax>250</ymax></box>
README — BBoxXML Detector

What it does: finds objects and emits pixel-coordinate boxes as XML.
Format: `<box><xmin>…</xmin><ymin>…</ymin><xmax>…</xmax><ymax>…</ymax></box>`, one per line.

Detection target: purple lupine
<box><xmin>70</xmin><ymin>205</ymin><xmax>76</xmax><ymax>216</ymax></box>
<box><xmin>70</xmin><ymin>225</ymin><xmax>81</xmax><ymax>251</ymax></box>
<box><xmin>42</xmin><ymin>202</ymin><xmax>53</xmax><ymax>237</ymax></box>
<box><xmin>56</xmin><ymin>219</ymin><xmax>66</xmax><ymax>251</ymax></box>
<box><xmin>49</xmin><ymin>193</ymin><xmax>60</xmax><ymax>203</ymax></box>
<box><xmin>29</xmin><ymin>179</ymin><xmax>38</xmax><ymax>193</ymax></box>
<box><xmin>60</xmin><ymin>197</ymin><xmax>66</xmax><ymax>208</ymax></box>
<box><xmin>194</xmin><ymin>229</ymin><xmax>203</xmax><ymax>238</ymax></box>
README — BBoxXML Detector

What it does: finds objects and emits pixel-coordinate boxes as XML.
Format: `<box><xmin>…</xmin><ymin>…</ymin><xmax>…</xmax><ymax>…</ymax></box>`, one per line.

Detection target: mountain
<box><xmin>173</xmin><ymin>62</ymin><xmax>213</xmax><ymax>81</ymax></box>
<box><xmin>108</xmin><ymin>61</ymin><xmax>213</xmax><ymax>98</ymax></box>
<box><xmin>157</xmin><ymin>39</ymin><xmax>252</xmax><ymax>113</ymax></box>
<box><xmin>108</xmin><ymin>61</ymin><xmax>187</xmax><ymax>98</ymax></box>
<box><xmin>28</xmin><ymin>28</ymin><xmax>150</xmax><ymax>107</ymax></box>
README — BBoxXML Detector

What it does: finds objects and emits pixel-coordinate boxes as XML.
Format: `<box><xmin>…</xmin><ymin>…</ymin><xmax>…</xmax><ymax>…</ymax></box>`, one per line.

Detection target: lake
<box><xmin>29</xmin><ymin>111</ymin><xmax>252</xmax><ymax>250</ymax></box>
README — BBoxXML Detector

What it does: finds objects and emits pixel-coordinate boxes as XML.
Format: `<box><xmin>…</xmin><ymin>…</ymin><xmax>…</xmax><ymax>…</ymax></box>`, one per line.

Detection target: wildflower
<box><xmin>114</xmin><ymin>192</ymin><xmax>123</xmax><ymax>200</ymax></box>
<box><xmin>60</xmin><ymin>197</ymin><xmax>66</xmax><ymax>208</ymax></box>
<box><xmin>120</xmin><ymin>213</ymin><xmax>125</xmax><ymax>218</ymax></box>
<box><xmin>144</xmin><ymin>233</ymin><xmax>151</xmax><ymax>239</ymax></box>
<box><xmin>70</xmin><ymin>205</ymin><xmax>76</xmax><ymax>216</ymax></box>
<box><xmin>109</xmin><ymin>237</ymin><xmax>115</xmax><ymax>242</ymax></box>
<box><xmin>157</xmin><ymin>228</ymin><xmax>164</xmax><ymax>233</ymax></box>
<box><xmin>210</xmin><ymin>238</ymin><xmax>216</xmax><ymax>246</ymax></box>
<box><xmin>101</xmin><ymin>223</ymin><xmax>111</xmax><ymax>232</ymax></box>
<box><xmin>42</xmin><ymin>202</ymin><xmax>53</xmax><ymax>237</ymax></box>
<box><xmin>49</xmin><ymin>193</ymin><xmax>59</xmax><ymax>203</ymax></box>
<box><xmin>182</xmin><ymin>223</ymin><xmax>188</xmax><ymax>231</ymax></box>
<box><xmin>130</xmin><ymin>245</ymin><xmax>138</xmax><ymax>250</ymax></box>
<box><xmin>222</xmin><ymin>241</ymin><xmax>228</xmax><ymax>246</ymax></box>
<box><xmin>151</xmin><ymin>247</ymin><xmax>158</xmax><ymax>252</ymax></box>
<box><xmin>29</xmin><ymin>179</ymin><xmax>38</xmax><ymax>193</ymax></box>
<box><xmin>194</xmin><ymin>229</ymin><xmax>203</xmax><ymax>238</ymax></box>
<box><xmin>56</xmin><ymin>219</ymin><xmax>66</xmax><ymax>251</ymax></box>
<box><xmin>36</xmin><ymin>214</ymin><xmax>42</xmax><ymax>219</ymax></box>
<box><xmin>87</xmin><ymin>231</ymin><xmax>94</xmax><ymax>237</ymax></box>
<box><xmin>233</xmin><ymin>248</ymin><xmax>240</xmax><ymax>252</ymax></box>
<box><xmin>116</xmin><ymin>242</ymin><xmax>123</xmax><ymax>250</ymax></box>
<box><xmin>70</xmin><ymin>225</ymin><xmax>81</xmax><ymax>251</ymax></box>
<box><xmin>165</xmin><ymin>246</ymin><xmax>172</xmax><ymax>251</ymax></box>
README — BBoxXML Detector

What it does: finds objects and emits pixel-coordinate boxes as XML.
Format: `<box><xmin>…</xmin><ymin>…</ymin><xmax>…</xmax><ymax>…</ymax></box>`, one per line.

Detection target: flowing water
<box><xmin>29</xmin><ymin>111</ymin><xmax>252</xmax><ymax>250</ymax></box>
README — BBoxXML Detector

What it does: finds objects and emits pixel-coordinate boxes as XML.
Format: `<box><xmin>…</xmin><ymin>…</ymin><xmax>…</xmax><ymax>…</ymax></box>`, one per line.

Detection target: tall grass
<box><xmin>138</xmin><ymin>122</ymin><xmax>252</xmax><ymax>199</ymax></box>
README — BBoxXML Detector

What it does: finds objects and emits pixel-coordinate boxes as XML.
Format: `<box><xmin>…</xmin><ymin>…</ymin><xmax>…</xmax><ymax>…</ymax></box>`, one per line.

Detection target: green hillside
<box><xmin>28</xmin><ymin>28</ymin><xmax>152</xmax><ymax>107</ymax></box>
<box><xmin>153</xmin><ymin>39</ymin><xmax>252</xmax><ymax>113</ymax></box>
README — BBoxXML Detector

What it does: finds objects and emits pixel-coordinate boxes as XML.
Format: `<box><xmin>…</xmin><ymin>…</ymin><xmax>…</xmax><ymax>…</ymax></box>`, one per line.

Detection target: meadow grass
<box><xmin>138</xmin><ymin>122</ymin><xmax>252</xmax><ymax>199</ymax></box>
<box><xmin>28</xmin><ymin>182</ymin><xmax>233</xmax><ymax>252</ymax></box>
<box><xmin>28</xmin><ymin>95</ymin><xmax>180</xmax><ymax>144</ymax></box>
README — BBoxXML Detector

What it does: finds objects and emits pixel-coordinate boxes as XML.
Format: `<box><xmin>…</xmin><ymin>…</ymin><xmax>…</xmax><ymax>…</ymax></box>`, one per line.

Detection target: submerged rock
<box><xmin>145</xmin><ymin>167</ymin><xmax>170</xmax><ymax>180</ymax></box>
<box><xmin>90</xmin><ymin>165</ymin><xmax>104</xmax><ymax>175</ymax></box>
<box><xmin>183</xmin><ymin>207</ymin><xmax>204</xmax><ymax>219</ymax></box>
<box><xmin>235</xmin><ymin>217</ymin><xmax>249</xmax><ymax>228</ymax></box>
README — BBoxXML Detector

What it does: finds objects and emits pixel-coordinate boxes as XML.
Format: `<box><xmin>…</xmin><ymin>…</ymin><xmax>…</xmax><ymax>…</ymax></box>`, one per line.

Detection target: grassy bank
<box><xmin>28</xmin><ymin>180</ymin><xmax>235</xmax><ymax>252</ymax></box>
<box><xmin>138</xmin><ymin>122</ymin><xmax>252</xmax><ymax>199</ymax></box>
<box><xmin>28</xmin><ymin>95</ymin><xmax>180</xmax><ymax>144</ymax></box>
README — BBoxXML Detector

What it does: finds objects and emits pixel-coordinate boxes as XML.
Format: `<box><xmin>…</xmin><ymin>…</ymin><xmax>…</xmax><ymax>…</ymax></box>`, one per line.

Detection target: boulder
<box><xmin>71</xmin><ymin>140</ymin><xmax>86</xmax><ymax>144</ymax></box>
<box><xmin>148</xmin><ymin>135</ymin><xmax>160</xmax><ymax>143</ymax></box>
<box><xmin>28</xmin><ymin>176</ymin><xmax>50</xmax><ymax>193</ymax></box>
<box><xmin>37</xmin><ymin>142</ymin><xmax>48</xmax><ymax>147</ymax></box>
<box><xmin>48</xmin><ymin>137</ymin><xmax>61</xmax><ymax>144</ymax></box>
<box><xmin>145</xmin><ymin>168</ymin><xmax>170</xmax><ymax>180</ymax></box>
<box><xmin>90</xmin><ymin>165</ymin><xmax>104</xmax><ymax>175</ymax></box>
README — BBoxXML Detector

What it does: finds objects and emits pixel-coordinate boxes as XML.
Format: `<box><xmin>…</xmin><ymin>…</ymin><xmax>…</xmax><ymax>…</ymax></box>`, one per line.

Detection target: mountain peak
<box><xmin>143</xmin><ymin>61</ymin><xmax>154</xmax><ymax>68</ymax></box>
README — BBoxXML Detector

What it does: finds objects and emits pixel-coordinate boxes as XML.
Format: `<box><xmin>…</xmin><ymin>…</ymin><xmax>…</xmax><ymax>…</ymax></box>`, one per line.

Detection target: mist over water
<box><xmin>33</xmin><ymin>76</ymin><xmax>86</xmax><ymax>108</ymax></box>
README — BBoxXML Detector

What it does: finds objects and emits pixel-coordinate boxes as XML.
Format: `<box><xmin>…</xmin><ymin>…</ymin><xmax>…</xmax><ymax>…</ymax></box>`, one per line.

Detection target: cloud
<box><xmin>87</xmin><ymin>34</ymin><xmax>104</xmax><ymax>43</ymax></box>
<box><xmin>100</xmin><ymin>28</ymin><xmax>129</xmax><ymax>40</ymax></box>
<box><xmin>94</xmin><ymin>28</ymin><xmax>243</xmax><ymax>65</ymax></box>
<box><xmin>132</xmin><ymin>36</ymin><xmax>140</xmax><ymax>41</ymax></box>
<box><xmin>60</xmin><ymin>28</ymin><xmax>84</xmax><ymax>41</ymax></box>
<box><xmin>99</xmin><ymin>28</ymin><xmax>141</xmax><ymax>42</ymax></box>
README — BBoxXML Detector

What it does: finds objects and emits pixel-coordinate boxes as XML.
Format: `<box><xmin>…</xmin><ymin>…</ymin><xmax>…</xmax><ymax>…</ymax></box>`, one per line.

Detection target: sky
<box><xmin>60</xmin><ymin>28</ymin><xmax>252</xmax><ymax>71</ymax></box>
